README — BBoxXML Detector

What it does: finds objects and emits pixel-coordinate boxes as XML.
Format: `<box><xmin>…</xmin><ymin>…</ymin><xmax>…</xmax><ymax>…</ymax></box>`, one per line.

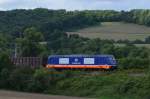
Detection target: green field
<box><xmin>115</xmin><ymin>43</ymin><xmax>150</xmax><ymax>48</ymax></box>
<box><xmin>68</xmin><ymin>22</ymin><xmax>150</xmax><ymax>41</ymax></box>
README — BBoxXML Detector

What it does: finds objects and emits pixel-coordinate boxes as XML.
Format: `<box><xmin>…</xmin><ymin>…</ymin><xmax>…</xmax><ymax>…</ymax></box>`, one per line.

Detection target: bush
<box><xmin>0</xmin><ymin>68</ymin><xmax>10</xmax><ymax>89</ymax></box>
<box><xmin>0</xmin><ymin>53</ymin><xmax>13</xmax><ymax>72</ymax></box>
<box><xmin>8</xmin><ymin>67</ymin><xmax>34</xmax><ymax>91</ymax></box>
<box><xmin>28</xmin><ymin>68</ymin><xmax>61</xmax><ymax>92</ymax></box>
<box><xmin>118</xmin><ymin>58</ymin><xmax>149</xmax><ymax>69</ymax></box>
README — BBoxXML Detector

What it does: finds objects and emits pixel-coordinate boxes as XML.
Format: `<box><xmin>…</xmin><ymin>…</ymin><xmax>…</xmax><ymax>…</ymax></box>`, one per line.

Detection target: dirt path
<box><xmin>0</xmin><ymin>90</ymin><xmax>91</xmax><ymax>99</ymax></box>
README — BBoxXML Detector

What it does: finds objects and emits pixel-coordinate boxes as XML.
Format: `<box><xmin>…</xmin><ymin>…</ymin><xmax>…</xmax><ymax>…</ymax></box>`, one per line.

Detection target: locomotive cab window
<box><xmin>59</xmin><ymin>58</ymin><xmax>69</xmax><ymax>64</ymax></box>
<box><xmin>84</xmin><ymin>58</ymin><xmax>94</xmax><ymax>64</ymax></box>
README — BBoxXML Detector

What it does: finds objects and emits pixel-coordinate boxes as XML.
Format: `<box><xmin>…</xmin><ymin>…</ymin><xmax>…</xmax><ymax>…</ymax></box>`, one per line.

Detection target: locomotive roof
<box><xmin>48</xmin><ymin>55</ymin><xmax>114</xmax><ymax>57</ymax></box>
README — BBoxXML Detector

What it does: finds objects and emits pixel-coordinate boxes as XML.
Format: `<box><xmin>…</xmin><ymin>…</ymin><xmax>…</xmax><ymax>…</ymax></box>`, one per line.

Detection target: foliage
<box><xmin>0</xmin><ymin>53</ymin><xmax>13</xmax><ymax>72</ymax></box>
<box><xmin>27</xmin><ymin>68</ymin><xmax>52</xmax><ymax>92</ymax></box>
<box><xmin>0</xmin><ymin>66</ymin><xmax>150</xmax><ymax>99</ymax></box>
<box><xmin>8</xmin><ymin>67</ymin><xmax>34</xmax><ymax>91</ymax></box>
<box><xmin>16</xmin><ymin>27</ymin><xmax>47</xmax><ymax>57</ymax></box>
<box><xmin>48</xmin><ymin>70</ymin><xmax>150</xmax><ymax>99</ymax></box>
<box><xmin>0</xmin><ymin>68</ymin><xmax>10</xmax><ymax>89</ymax></box>
<box><xmin>1</xmin><ymin>9</ymin><xmax>150</xmax><ymax>57</ymax></box>
<box><xmin>0</xmin><ymin>8</ymin><xmax>150</xmax><ymax>99</ymax></box>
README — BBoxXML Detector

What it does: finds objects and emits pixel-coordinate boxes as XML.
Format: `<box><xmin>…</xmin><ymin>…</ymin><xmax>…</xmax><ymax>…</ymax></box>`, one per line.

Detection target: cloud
<box><xmin>0</xmin><ymin>0</ymin><xmax>11</xmax><ymax>4</ymax></box>
<box><xmin>0</xmin><ymin>0</ymin><xmax>149</xmax><ymax>11</ymax></box>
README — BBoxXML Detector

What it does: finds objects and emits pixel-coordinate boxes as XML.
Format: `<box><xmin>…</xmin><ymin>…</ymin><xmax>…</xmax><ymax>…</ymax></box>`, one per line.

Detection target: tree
<box><xmin>17</xmin><ymin>27</ymin><xmax>47</xmax><ymax>57</ymax></box>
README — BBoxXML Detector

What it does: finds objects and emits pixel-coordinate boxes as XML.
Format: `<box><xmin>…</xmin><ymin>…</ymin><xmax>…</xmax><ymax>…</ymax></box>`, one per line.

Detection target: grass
<box><xmin>67</xmin><ymin>22</ymin><xmax>150</xmax><ymax>41</ymax></box>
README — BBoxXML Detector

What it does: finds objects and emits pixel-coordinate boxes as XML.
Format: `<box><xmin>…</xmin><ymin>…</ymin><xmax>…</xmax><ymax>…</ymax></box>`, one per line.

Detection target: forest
<box><xmin>0</xmin><ymin>8</ymin><xmax>150</xmax><ymax>99</ymax></box>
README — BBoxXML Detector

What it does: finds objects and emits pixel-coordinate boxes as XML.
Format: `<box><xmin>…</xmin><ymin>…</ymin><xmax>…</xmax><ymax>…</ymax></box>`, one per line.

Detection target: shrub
<box><xmin>29</xmin><ymin>68</ymin><xmax>56</xmax><ymax>92</ymax></box>
<box><xmin>8</xmin><ymin>67</ymin><xmax>34</xmax><ymax>91</ymax></box>
<box><xmin>118</xmin><ymin>58</ymin><xmax>149</xmax><ymax>69</ymax></box>
<box><xmin>0</xmin><ymin>53</ymin><xmax>13</xmax><ymax>72</ymax></box>
<box><xmin>0</xmin><ymin>68</ymin><xmax>10</xmax><ymax>89</ymax></box>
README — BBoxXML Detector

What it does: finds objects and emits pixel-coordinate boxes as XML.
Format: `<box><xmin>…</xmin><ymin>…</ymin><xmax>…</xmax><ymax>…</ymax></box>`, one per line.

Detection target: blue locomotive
<box><xmin>46</xmin><ymin>55</ymin><xmax>117</xmax><ymax>70</ymax></box>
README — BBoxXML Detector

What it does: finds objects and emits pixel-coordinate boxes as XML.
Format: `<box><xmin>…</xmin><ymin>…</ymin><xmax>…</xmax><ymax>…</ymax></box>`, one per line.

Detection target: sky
<box><xmin>0</xmin><ymin>0</ymin><xmax>149</xmax><ymax>11</ymax></box>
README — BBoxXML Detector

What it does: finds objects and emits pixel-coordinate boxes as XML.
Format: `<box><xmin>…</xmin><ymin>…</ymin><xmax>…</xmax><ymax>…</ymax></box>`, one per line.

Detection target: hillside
<box><xmin>68</xmin><ymin>22</ymin><xmax>150</xmax><ymax>41</ymax></box>
<box><xmin>1</xmin><ymin>9</ymin><xmax>150</xmax><ymax>99</ymax></box>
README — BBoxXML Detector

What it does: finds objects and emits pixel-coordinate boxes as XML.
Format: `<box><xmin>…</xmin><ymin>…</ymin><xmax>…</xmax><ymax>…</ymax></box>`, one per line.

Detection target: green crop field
<box><xmin>68</xmin><ymin>22</ymin><xmax>150</xmax><ymax>41</ymax></box>
<box><xmin>115</xmin><ymin>43</ymin><xmax>150</xmax><ymax>48</ymax></box>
